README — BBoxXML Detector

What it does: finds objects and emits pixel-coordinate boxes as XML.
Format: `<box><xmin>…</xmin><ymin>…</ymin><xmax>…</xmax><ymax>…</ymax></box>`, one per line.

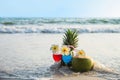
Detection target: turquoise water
<box><xmin>0</xmin><ymin>18</ymin><xmax>120</xmax><ymax>33</ymax></box>
<box><xmin>1</xmin><ymin>18</ymin><xmax>120</xmax><ymax>25</ymax></box>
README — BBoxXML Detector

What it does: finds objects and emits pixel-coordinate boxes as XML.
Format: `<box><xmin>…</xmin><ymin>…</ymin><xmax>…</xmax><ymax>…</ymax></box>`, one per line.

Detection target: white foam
<box><xmin>35</xmin><ymin>78</ymin><xmax>53</xmax><ymax>80</ymax></box>
<box><xmin>0</xmin><ymin>25</ymin><xmax>120</xmax><ymax>33</ymax></box>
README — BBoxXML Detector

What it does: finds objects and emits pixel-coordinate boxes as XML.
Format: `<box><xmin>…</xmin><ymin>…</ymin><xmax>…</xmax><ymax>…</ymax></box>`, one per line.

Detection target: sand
<box><xmin>0</xmin><ymin>33</ymin><xmax>120</xmax><ymax>80</ymax></box>
<box><xmin>49</xmin><ymin>63</ymin><xmax>106</xmax><ymax>80</ymax></box>
<box><xmin>53</xmin><ymin>75</ymin><xmax>105</xmax><ymax>80</ymax></box>
<box><xmin>0</xmin><ymin>76</ymin><xmax>105</xmax><ymax>80</ymax></box>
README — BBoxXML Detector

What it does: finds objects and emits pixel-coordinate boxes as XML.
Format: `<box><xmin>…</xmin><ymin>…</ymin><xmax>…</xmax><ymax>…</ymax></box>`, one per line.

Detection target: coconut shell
<box><xmin>72</xmin><ymin>57</ymin><xmax>94</xmax><ymax>72</ymax></box>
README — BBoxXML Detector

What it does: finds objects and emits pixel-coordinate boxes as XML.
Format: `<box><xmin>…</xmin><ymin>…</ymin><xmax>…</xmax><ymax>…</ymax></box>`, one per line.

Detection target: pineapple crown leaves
<box><xmin>63</xmin><ymin>29</ymin><xmax>79</xmax><ymax>48</ymax></box>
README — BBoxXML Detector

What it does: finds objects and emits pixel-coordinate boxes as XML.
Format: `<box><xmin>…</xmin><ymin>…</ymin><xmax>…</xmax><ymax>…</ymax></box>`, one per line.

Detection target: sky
<box><xmin>0</xmin><ymin>0</ymin><xmax>120</xmax><ymax>17</ymax></box>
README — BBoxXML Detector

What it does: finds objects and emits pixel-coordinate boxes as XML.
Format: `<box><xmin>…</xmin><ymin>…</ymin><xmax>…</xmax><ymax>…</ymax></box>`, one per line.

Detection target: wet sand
<box><xmin>53</xmin><ymin>75</ymin><xmax>105</xmax><ymax>80</ymax></box>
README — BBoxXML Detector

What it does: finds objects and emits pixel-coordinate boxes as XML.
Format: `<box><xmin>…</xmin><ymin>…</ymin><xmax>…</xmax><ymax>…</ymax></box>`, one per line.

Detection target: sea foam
<box><xmin>0</xmin><ymin>25</ymin><xmax>120</xmax><ymax>33</ymax></box>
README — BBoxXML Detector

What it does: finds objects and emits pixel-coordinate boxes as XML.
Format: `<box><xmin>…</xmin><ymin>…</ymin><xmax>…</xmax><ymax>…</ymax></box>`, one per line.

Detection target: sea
<box><xmin>0</xmin><ymin>17</ymin><xmax>120</xmax><ymax>80</ymax></box>
<box><xmin>0</xmin><ymin>17</ymin><xmax>120</xmax><ymax>33</ymax></box>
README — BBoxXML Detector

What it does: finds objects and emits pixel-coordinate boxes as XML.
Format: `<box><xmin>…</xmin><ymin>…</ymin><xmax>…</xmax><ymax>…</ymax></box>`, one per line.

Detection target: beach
<box><xmin>1</xmin><ymin>0</ymin><xmax>120</xmax><ymax>79</ymax></box>
<box><xmin>0</xmin><ymin>33</ymin><xmax>120</xmax><ymax>80</ymax></box>
<box><xmin>0</xmin><ymin>76</ymin><xmax>105</xmax><ymax>80</ymax></box>
<box><xmin>53</xmin><ymin>75</ymin><xmax>105</xmax><ymax>80</ymax></box>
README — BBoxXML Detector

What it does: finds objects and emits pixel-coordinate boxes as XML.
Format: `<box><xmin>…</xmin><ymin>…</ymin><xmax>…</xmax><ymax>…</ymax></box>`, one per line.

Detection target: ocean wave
<box><xmin>1</xmin><ymin>18</ymin><xmax>120</xmax><ymax>25</ymax></box>
<box><xmin>1</xmin><ymin>22</ymin><xmax>15</xmax><ymax>25</ymax></box>
<box><xmin>0</xmin><ymin>25</ymin><xmax>120</xmax><ymax>33</ymax></box>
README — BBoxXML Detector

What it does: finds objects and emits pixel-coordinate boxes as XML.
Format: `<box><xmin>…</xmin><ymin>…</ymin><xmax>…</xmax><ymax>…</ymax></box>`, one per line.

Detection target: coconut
<box><xmin>72</xmin><ymin>56</ymin><xmax>94</xmax><ymax>72</ymax></box>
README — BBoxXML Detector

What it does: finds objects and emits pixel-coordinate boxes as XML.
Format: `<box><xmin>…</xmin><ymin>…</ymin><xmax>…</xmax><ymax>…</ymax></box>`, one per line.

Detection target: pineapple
<box><xmin>61</xmin><ymin>29</ymin><xmax>78</xmax><ymax>67</ymax></box>
<box><xmin>63</xmin><ymin>29</ymin><xmax>78</xmax><ymax>49</ymax></box>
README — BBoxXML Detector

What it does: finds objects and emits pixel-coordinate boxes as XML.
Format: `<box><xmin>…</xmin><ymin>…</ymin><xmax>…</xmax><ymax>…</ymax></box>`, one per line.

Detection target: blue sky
<box><xmin>0</xmin><ymin>0</ymin><xmax>120</xmax><ymax>17</ymax></box>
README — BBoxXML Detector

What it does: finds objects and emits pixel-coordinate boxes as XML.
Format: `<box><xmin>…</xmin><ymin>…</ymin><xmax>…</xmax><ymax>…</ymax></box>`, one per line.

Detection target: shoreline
<box><xmin>50</xmin><ymin>64</ymin><xmax>106</xmax><ymax>80</ymax></box>
<box><xmin>53</xmin><ymin>75</ymin><xmax>105</xmax><ymax>80</ymax></box>
<box><xmin>0</xmin><ymin>75</ymin><xmax>106</xmax><ymax>80</ymax></box>
<box><xmin>0</xmin><ymin>78</ymin><xmax>33</xmax><ymax>80</ymax></box>
<box><xmin>0</xmin><ymin>33</ymin><xmax>120</xmax><ymax>80</ymax></box>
